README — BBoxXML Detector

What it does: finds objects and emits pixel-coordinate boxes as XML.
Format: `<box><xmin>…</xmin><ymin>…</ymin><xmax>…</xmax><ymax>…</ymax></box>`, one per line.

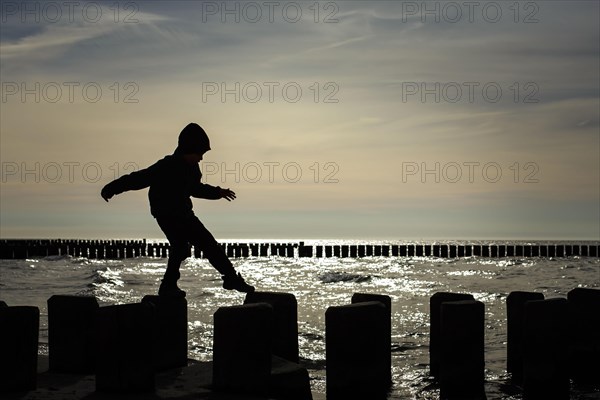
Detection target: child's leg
<box><xmin>156</xmin><ymin>218</ymin><xmax>189</xmax><ymax>289</ymax></box>
<box><xmin>187</xmin><ymin>216</ymin><xmax>254</xmax><ymax>292</ymax></box>
<box><xmin>186</xmin><ymin>216</ymin><xmax>236</xmax><ymax>276</ymax></box>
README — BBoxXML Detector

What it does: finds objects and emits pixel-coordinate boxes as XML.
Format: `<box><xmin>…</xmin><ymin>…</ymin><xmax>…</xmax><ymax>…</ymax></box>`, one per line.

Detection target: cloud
<box><xmin>0</xmin><ymin>6</ymin><xmax>169</xmax><ymax>74</ymax></box>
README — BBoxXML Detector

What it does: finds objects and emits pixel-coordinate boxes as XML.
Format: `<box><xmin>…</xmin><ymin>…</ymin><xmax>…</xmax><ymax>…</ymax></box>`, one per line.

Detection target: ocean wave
<box><xmin>43</xmin><ymin>254</ymin><xmax>72</xmax><ymax>261</ymax></box>
<box><xmin>87</xmin><ymin>268</ymin><xmax>123</xmax><ymax>287</ymax></box>
<box><xmin>318</xmin><ymin>271</ymin><xmax>371</xmax><ymax>283</ymax></box>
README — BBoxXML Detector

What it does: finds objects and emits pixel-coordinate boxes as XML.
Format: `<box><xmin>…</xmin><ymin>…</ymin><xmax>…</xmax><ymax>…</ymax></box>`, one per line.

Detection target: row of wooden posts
<box><xmin>1</xmin><ymin>239</ymin><xmax>599</xmax><ymax>259</ymax></box>
<box><xmin>1</xmin><ymin>288</ymin><xmax>598</xmax><ymax>399</ymax></box>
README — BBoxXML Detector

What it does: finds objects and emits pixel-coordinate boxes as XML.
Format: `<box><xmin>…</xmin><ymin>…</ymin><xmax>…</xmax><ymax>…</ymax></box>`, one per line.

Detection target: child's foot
<box><xmin>222</xmin><ymin>272</ymin><xmax>255</xmax><ymax>293</ymax></box>
<box><xmin>158</xmin><ymin>282</ymin><xmax>187</xmax><ymax>298</ymax></box>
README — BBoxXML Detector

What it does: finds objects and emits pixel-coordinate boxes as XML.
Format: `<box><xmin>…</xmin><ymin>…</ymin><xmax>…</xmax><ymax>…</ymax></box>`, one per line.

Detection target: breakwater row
<box><xmin>1</xmin><ymin>288</ymin><xmax>599</xmax><ymax>398</ymax></box>
<box><xmin>0</xmin><ymin>239</ymin><xmax>598</xmax><ymax>259</ymax></box>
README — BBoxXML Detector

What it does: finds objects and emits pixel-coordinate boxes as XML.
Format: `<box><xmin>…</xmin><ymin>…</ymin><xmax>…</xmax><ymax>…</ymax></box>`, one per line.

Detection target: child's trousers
<box><xmin>156</xmin><ymin>213</ymin><xmax>236</xmax><ymax>284</ymax></box>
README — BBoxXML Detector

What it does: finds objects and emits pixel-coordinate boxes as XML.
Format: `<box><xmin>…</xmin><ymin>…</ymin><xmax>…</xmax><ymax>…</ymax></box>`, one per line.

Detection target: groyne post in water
<box><xmin>0</xmin><ymin>305</ymin><xmax>39</xmax><ymax>392</ymax></box>
<box><xmin>567</xmin><ymin>288</ymin><xmax>600</xmax><ymax>385</ymax></box>
<box><xmin>429</xmin><ymin>292</ymin><xmax>474</xmax><ymax>378</ymax></box>
<box><xmin>351</xmin><ymin>293</ymin><xmax>392</xmax><ymax>386</ymax></box>
<box><xmin>212</xmin><ymin>303</ymin><xmax>273</xmax><ymax>396</ymax></box>
<box><xmin>523</xmin><ymin>298</ymin><xmax>569</xmax><ymax>400</ymax></box>
<box><xmin>141</xmin><ymin>295</ymin><xmax>188</xmax><ymax>371</ymax></box>
<box><xmin>47</xmin><ymin>295</ymin><xmax>99</xmax><ymax>373</ymax></box>
<box><xmin>325</xmin><ymin>301</ymin><xmax>389</xmax><ymax>399</ymax></box>
<box><xmin>95</xmin><ymin>303</ymin><xmax>155</xmax><ymax>392</ymax></box>
<box><xmin>506</xmin><ymin>291</ymin><xmax>545</xmax><ymax>385</ymax></box>
<box><xmin>244</xmin><ymin>292</ymin><xmax>299</xmax><ymax>363</ymax></box>
<box><xmin>439</xmin><ymin>300</ymin><xmax>486</xmax><ymax>400</ymax></box>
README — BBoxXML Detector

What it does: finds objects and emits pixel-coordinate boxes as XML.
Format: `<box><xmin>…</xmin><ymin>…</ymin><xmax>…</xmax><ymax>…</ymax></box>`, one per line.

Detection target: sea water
<box><xmin>1</xmin><ymin>240</ymin><xmax>599</xmax><ymax>399</ymax></box>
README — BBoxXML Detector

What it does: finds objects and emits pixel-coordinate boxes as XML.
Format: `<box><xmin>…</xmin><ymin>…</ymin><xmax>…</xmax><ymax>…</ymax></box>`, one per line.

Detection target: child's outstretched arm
<box><xmin>101</xmin><ymin>164</ymin><xmax>156</xmax><ymax>202</ymax></box>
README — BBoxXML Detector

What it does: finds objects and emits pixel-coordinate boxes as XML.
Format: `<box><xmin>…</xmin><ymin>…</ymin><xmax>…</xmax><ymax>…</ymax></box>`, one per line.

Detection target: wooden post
<box><xmin>95</xmin><ymin>303</ymin><xmax>155</xmax><ymax>392</ymax></box>
<box><xmin>449</xmin><ymin>245</ymin><xmax>457</xmax><ymax>258</ymax></box>
<box><xmin>357</xmin><ymin>245</ymin><xmax>365</xmax><ymax>257</ymax></box>
<box><xmin>244</xmin><ymin>292</ymin><xmax>299</xmax><ymax>363</ymax></box>
<box><xmin>325</xmin><ymin>246</ymin><xmax>333</xmax><ymax>258</ymax></box>
<box><xmin>141</xmin><ymin>296</ymin><xmax>188</xmax><ymax>370</ymax></box>
<box><xmin>506</xmin><ymin>291</ymin><xmax>544</xmax><ymax>384</ymax></box>
<box><xmin>490</xmin><ymin>245</ymin><xmax>498</xmax><ymax>258</ymax></box>
<box><xmin>381</xmin><ymin>245</ymin><xmax>389</xmax><ymax>257</ymax></box>
<box><xmin>326</xmin><ymin>301</ymin><xmax>389</xmax><ymax>399</ymax></box>
<box><xmin>429</xmin><ymin>292</ymin><xmax>474</xmax><ymax>377</ymax></box>
<box><xmin>480</xmin><ymin>245</ymin><xmax>489</xmax><ymax>257</ymax></box>
<box><xmin>352</xmin><ymin>293</ymin><xmax>392</xmax><ymax>386</ymax></box>
<box><xmin>523</xmin><ymin>298</ymin><xmax>569</xmax><ymax>400</ymax></box>
<box><xmin>465</xmin><ymin>244</ymin><xmax>472</xmax><ymax>257</ymax></box>
<box><xmin>0</xmin><ymin>306</ymin><xmax>39</xmax><ymax>392</ymax></box>
<box><xmin>567</xmin><ymin>288</ymin><xmax>600</xmax><ymax>385</ymax></box>
<box><xmin>424</xmin><ymin>245</ymin><xmax>432</xmax><ymax>257</ymax></box>
<box><xmin>416</xmin><ymin>244</ymin><xmax>424</xmax><ymax>257</ymax></box>
<box><xmin>341</xmin><ymin>245</ymin><xmax>349</xmax><ymax>258</ymax></box>
<box><xmin>48</xmin><ymin>295</ymin><xmax>99</xmax><ymax>373</ymax></box>
<box><xmin>212</xmin><ymin>303</ymin><xmax>273</xmax><ymax>396</ymax></box>
<box><xmin>440</xmin><ymin>300</ymin><xmax>485</xmax><ymax>400</ymax></box>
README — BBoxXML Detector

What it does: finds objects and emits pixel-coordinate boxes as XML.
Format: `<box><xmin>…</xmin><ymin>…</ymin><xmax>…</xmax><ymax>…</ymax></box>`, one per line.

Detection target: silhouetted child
<box><xmin>101</xmin><ymin>123</ymin><xmax>255</xmax><ymax>297</ymax></box>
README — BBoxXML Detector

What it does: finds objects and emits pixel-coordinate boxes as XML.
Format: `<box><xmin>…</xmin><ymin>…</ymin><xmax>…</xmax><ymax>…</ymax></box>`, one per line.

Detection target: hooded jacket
<box><xmin>103</xmin><ymin>151</ymin><xmax>221</xmax><ymax>218</ymax></box>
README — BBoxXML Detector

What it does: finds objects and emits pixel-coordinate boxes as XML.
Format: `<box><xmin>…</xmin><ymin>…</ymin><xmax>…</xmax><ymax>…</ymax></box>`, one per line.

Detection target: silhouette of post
<box><xmin>244</xmin><ymin>291</ymin><xmax>299</xmax><ymax>363</ymax></box>
<box><xmin>498</xmin><ymin>245</ymin><xmax>506</xmax><ymax>257</ymax></box>
<box><xmin>449</xmin><ymin>245</ymin><xmax>457</xmax><ymax>258</ymax></box>
<box><xmin>326</xmin><ymin>301</ymin><xmax>389</xmax><ymax>399</ymax></box>
<box><xmin>416</xmin><ymin>244</ymin><xmax>424</xmax><ymax>256</ymax></box>
<box><xmin>523</xmin><ymin>298</ymin><xmax>569</xmax><ymax>400</ymax></box>
<box><xmin>567</xmin><ymin>288</ymin><xmax>600</xmax><ymax>385</ymax></box>
<box><xmin>0</xmin><ymin>306</ymin><xmax>39</xmax><ymax>392</ymax></box>
<box><xmin>0</xmin><ymin>301</ymin><xmax>6</xmax><ymax>307</ymax></box>
<box><xmin>95</xmin><ymin>303</ymin><xmax>155</xmax><ymax>392</ymax></box>
<box><xmin>429</xmin><ymin>292</ymin><xmax>474</xmax><ymax>377</ymax></box>
<box><xmin>334</xmin><ymin>245</ymin><xmax>341</xmax><ymax>257</ymax></box>
<box><xmin>506</xmin><ymin>291</ymin><xmax>544</xmax><ymax>384</ymax></box>
<box><xmin>440</xmin><ymin>245</ymin><xmax>449</xmax><ymax>258</ymax></box>
<box><xmin>258</xmin><ymin>243</ymin><xmax>267</xmax><ymax>257</ymax></box>
<box><xmin>47</xmin><ymin>295</ymin><xmax>99</xmax><ymax>373</ymax></box>
<box><xmin>423</xmin><ymin>245</ymin><xmax>431</xmax><ymax>256</ymax></box>
<box><xmin>141</xmin><ymin>295</ymin><xmax>188</xmax><ymax>370</ymax></box>
<box><xmin>212</xmin><ymin>303</ymin><xmax>273</xmax><ymax>396</ymax></box>
<box><xmin>439</xmin><ymin>300</ymin><xmax>485</xmax><ymax>400</ymax></box>
<box><xmin>374</xmin><ymin>245</ymin><xmax>382</xmax><ymax>256</ymax></box>
<box><xmin>351</xmin><ymin>293</ymin><xmax>392</xmax><ymax>385</ymax></box>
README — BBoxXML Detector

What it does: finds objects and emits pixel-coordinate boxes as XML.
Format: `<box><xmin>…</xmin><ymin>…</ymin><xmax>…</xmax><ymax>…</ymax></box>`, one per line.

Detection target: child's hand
<box><xmin>101</xmin><ymin>186</ymin><xmax>114</xmax><ymax>202</ymax></box>
<box><xmin>220</xmin><ymin>188</ymin><xmax>236</xmax><ymax>201</ymax></box>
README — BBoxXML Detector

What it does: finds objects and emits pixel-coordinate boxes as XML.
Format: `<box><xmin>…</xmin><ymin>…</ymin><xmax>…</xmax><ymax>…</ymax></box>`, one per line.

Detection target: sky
<box><xmin>0</xmin><ymin>0</ymin><xmax>599</xmax><ymax>240</ymax></box>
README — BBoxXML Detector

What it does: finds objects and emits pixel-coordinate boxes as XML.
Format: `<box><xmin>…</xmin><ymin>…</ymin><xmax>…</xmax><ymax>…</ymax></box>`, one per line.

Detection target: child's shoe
<box><xmin>222</xmin><ymin>272</ymin><xmax>255</xmax><ymax>293</ymax></box>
